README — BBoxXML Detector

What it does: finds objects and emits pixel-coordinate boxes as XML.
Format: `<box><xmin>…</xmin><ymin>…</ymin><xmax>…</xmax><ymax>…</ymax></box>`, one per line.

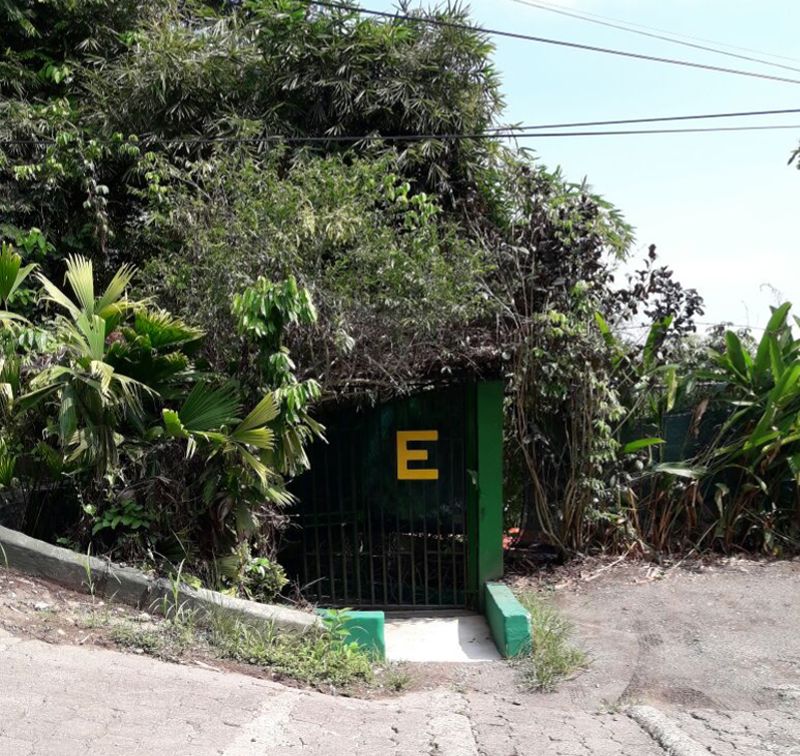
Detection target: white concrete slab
<box><xmin>384</xmin><ymin>613</ymin><xmax>501</xmax><ymax>663</ymax></box>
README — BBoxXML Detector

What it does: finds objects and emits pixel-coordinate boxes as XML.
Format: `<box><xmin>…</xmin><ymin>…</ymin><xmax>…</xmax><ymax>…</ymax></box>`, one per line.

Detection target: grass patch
<box><xmin>379</xmin><ymin>663</ymin><xmax>412</xmax><ymax>693</ymax></box>
<box><xmin>514</xmin><ymin>591</ymin><xmax>588</xmax><ymax>692</ymax></box>
<box><xmin>204</xmin><ymin>612</ymin><xmax>374</xmax><ymax>688</ymax></box>
<box><xmin>110</xmin><ymin>618</ymin><xmax>195</xmax><ymax>657</ymax></box>
<box><xmin>110</xmin><ymin>623</ymin><xmax>167</xmax><ymax>654</ymax></box>
<box><xmin>95</xmin><ymin>601</ymin><xmax>375</xmax><ymax>690</ymax></box>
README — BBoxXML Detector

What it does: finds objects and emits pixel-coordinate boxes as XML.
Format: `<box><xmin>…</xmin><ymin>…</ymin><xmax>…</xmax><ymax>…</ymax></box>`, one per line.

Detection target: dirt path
<box><xmin>511</xmin><ymin>557</ymin><xmax>800</xmax><ymax>713</ymax></box>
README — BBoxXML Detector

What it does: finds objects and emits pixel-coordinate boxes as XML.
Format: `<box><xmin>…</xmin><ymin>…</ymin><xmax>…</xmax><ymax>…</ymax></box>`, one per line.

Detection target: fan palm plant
<box><xmin>19</xmin><ymin>256</ymin><xmax>152</xmax><ymax>472</ymax></box>
<box><xmin>19</xmin><ymin>255</ymin><xmax>203</xmax><ymax>473</ymax></box>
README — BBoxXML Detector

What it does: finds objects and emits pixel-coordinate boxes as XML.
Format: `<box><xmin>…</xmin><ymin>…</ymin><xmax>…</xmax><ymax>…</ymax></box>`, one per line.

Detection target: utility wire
<box><xmin>618</xmin><ymin>321</ymin><xmax>767</xmax><ymax>332</ymax></box>
<box><xmin>508</xmin><ymin>0</ymin><xmax>800</xmax><ymax>66</ymax></box>
<box><xmin>508</xmin><ymin>0</ymin><xmax>800</xmax><ymax>75</ymax></box>
<box><xmin>7</xmin><ymin>107</ymin><xmax>800</xmax><ymax>146</ymax></box>
<box><xmin>2</xmin><ymin>122</ymin><xmax>800</xmax><ymax>149</ymax></box>
<box><xmin>308</xmin><ymin>1</ymin><xmax>800</xmax><ymax>86</ymax></box>
<box><xmin>487</xmin><ymin>107</ymin><xmax>800</xmax><ymax>133</ymax></box>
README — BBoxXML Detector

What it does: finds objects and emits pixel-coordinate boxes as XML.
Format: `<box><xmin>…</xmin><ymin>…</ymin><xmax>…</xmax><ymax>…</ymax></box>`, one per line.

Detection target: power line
<box><xmin>508</xmin><ymin>0</ymin><xmax>800</xmax><ymax>75</ymax></box>
<box><xmin>308</xmin><ymin>1</ymin><xmax>800</xmax><ymax>86</ymax></box>
<box><xmin>4</xmin><ymin>105</ymin><xmax>800</xmax><ymax>150</ymax></box>
<box><xmin>618</xmin><ymin>321</ymin><xmax>767</xmax><ymax>332</ymax></box>
<box><xmin>509</xmin><ymin>0</ymin><xmax>800</xmax><ymax>66</ymax></box>
<box><xmin>489</xmin><ymin>107</ymin><xmax>800</xmax><ymax>133</ymax></box>
<box><xmin>6</xmin><ymin>106</ymin><xmax>800</xmax><ymax>148</ymax></box>
<box><xmin>2</xmin><ymin>122</ymin><xmax>800</xmax><ymax>149</ymax></box>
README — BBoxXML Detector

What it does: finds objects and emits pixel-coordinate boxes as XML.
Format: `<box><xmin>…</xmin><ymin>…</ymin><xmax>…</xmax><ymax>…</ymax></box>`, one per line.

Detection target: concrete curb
<box><xmin>316</xmin><ymin>609</ymin><xmax>386</xmax><ymax>659</ymax></box>
<box><xmin>484</xmin><ymin>582</ymin><xmax>532</xmax><ymax>658</ymax></box>
<box><xmin>628</xmin><ymin>705</ymin><xmax>709</xmax><ymax>756</ymax></box>
<box><xmin>0</xmin><ymin>525</ymin><xmax>321</xmax><ymax>634</ymax></box>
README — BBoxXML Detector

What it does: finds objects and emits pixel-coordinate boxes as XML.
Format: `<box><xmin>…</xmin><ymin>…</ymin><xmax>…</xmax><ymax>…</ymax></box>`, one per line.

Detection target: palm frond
<box><xmin>0</xmin><ymin>310</ymin><xmax>28</xmax><ymax>325</ymax></box>
<box><xmin>96</xmin><ymin>263</ymin><xmax>137</xmax><ymax>315</ymax></box>
<box><xmin>65</xmin><ymin>255</ymin><xmax>95</xmax><ymax>316</ymax></box>
<box><xmin>238</xmin><ymin>447</ymin><xmax>269</xmax><ymax>484</ymax></box>
<box><xmin>37</xmin><ymin>272</ymin><xmax>82</xmax><ymax>321</ymax></box>
<box><xmin>133</xmin><ymin>309</ymin><xmax>204</xmax><ymax>348</ymax></box>
<box><xmin>58</xmin><ymin>384</ymin><xmax>78</xmax><ymax>445</ymax></box>
<box><xmin>176</xmin><ymin>382</ymin><xmax>241</xmax><ymax>432</ymax></box>
<box><xmin>16</xmin><ymin>382</ymin><xmax>62</xmax><ymax>413</ymax></box>
<box><xmin>230</xmin><ymin>426</ymin><xmax>274</xmax><ymax>450</ymax></box>
<box><xmin>89</xmin><ymin>360</ymin><xmax>115</xmax><ymax>398</ymax></box>
<box><xmin>76</xmin><ymin>314</ymin><xmax>107</xmax><ymax>361</ymax></box>
<box><xmin>235</xmin><ymin>392</ymin><xmax>278</xmax><ymax>434</ymax></box>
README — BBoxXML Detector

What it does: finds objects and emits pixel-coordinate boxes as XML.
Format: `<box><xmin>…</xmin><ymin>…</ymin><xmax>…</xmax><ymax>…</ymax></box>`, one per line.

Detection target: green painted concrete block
<box><xmin>316</xmin><ymin>609</ymin><xmax>386</xmax><ymax>660</ymax></box>
<box><xmin>484</xmin><ymin>582</ymin><xmax>531</xmax><ymax>658</ymax></box>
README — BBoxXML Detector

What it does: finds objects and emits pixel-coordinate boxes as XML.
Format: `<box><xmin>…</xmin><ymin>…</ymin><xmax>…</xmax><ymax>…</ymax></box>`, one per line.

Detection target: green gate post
<box><xmin>475</xmin><ymin>381</ymin><xmax>504</xmax><ymax>609</ymax></box>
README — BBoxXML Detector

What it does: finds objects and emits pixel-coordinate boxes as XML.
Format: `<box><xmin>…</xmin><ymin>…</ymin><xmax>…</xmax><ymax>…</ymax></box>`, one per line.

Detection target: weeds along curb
<box><xmin>0</xmin><ymin>525</ymin><xmax>321</xmax><ymax>634</ymax></box>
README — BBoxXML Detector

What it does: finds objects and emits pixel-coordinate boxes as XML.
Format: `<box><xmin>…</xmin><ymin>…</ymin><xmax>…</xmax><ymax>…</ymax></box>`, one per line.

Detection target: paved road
<box><xmin>3</xmin><ymin>627</ymin><xmax>799</xmax><ymax>756</ymax></box>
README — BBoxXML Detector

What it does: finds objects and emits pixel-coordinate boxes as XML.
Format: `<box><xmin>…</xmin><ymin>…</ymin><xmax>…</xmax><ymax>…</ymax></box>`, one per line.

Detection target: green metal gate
<box><xmin>282</xmin><ymin>385</ymin><xmax>477</xmax><ymax>609</ymax></box>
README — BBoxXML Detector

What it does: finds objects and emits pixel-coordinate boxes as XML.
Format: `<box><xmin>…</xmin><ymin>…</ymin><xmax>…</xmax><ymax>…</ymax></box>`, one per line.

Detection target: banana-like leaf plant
<box><xmin>0</xmin><ymin>242</ymin><xmax>36</xmax><ymax>325</ymax></box>
<box><xmin>687</xmin><ymin>302</ymin><xmax>800</xmax><ymax>551</ymax></box>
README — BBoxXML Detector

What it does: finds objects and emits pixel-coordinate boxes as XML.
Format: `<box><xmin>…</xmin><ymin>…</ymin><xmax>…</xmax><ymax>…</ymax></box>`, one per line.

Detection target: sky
<box><xmin>369</xmin><ymin>0</ymin><xmax>800</xmax><ymax>331</ymax></box>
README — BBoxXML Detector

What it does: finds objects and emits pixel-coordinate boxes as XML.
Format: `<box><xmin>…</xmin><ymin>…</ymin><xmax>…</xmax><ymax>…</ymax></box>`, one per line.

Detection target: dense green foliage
<box><xmin>0</xmin><ymin>0</ymin><xmax>508</xmax><ymax>586</ymax></box>
<box><xmin>651</xmin><ymin>304</ymin><xmax>800</xmax><ymax>554</ymax></box>
<box><xmin>2</xmin><ymin>0</ymin><xmax>795</xmax><ymax>584</ymax></box>
<box><xmin>0</xmin><ymin>244</ymin><xmax>319</xmax><ymax>590</ymax></box>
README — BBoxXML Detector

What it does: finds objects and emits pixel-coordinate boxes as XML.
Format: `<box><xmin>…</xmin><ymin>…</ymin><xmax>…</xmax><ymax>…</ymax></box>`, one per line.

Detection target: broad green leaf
<box><xmin>652</xmin><ymin>462</ymin><xmax>706</xmax><ymax>479</ymax></box>
<box><xmin>0</xmin><ymin>244</ymin><xmax>21</xmax><ymax>303</ymax></box>
<box><xmin>643</xmin><ymin>316</ymin><xmax>672</xmax><ymax>372</ymax></box>
<box><xmin>622</xmin><ymin>437</ymin><xmax>665</xmax><ymax>454</ymax></box>
<box><xmin>58</xmin><ymin>385</ymin><xmax>78</xmax><ymax>445</ymax></box>
<box><xmin>0</xmin><ymin>243</ymin><xmax>36</xmax><ymax>305</ymax></box>
<box><xmin>744</xmin><ymin>429</ymin><xmax>780</xmax><ymax>451</ymax></box>
<box><xmin>594</xmin><ymin>311</ymin><xmax>612</xmax><ymax>341</ymax></box>
<box><xmin>745</xmin><ymin>400</ymin><xmax>777</xmax><ymax>450</ymax></box>
<box><xmin>724</xmin><ymin>331</ymin><xmax>751</xmax><ymax>381</ymax></box>
<box><xmin>768</xmin><ymin>336</ymin><xmax>785</xmax><ymax>383</ymax></box>
<box><xmin>769</xmin><ymin>362</ymin><xmax>800</xmax><ymax>406</ymax></box>
<box><xmin>755</xmin><ymin>302</ymin><xmax>791</xmax><ymax>373</ymax></box>
<box><xmin>664</xmin><ymin>366</ymin><xmax>678</xmax><ymax>413</ymax></box>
